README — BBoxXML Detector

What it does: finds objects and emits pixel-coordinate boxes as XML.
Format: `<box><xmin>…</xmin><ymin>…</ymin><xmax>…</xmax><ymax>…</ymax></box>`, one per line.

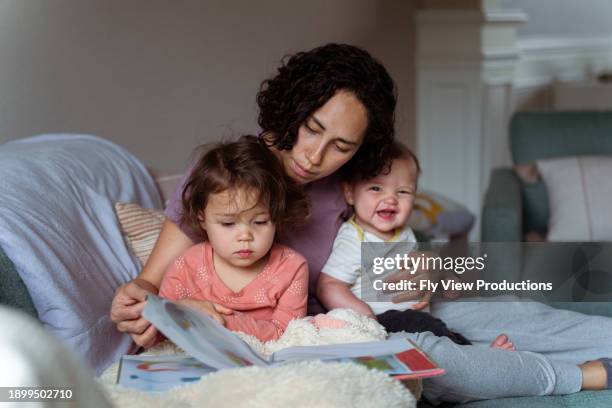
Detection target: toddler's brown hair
<box><xmin>181</xmin><ymin>135</ymin><xmax>309</xmax><ymax>240</ymax></box>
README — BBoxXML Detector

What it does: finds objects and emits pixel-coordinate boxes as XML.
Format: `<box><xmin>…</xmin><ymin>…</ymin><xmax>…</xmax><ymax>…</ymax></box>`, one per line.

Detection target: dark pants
<box><xmin>377</xmin><ymin>309</ymin><xmax>471</xmax><ymax>346</ymax></box>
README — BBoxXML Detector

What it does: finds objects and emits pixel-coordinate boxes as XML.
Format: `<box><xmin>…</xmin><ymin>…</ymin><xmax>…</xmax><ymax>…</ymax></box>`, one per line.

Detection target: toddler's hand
<box><xmin>177</xmin><ymin>299</ymin><xmax>234</xmax><ymax>325</ymax></box>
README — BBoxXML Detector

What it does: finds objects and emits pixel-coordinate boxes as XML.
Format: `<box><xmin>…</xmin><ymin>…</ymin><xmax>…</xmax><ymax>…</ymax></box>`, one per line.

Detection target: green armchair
<box><xmin>482</xmin><ymin>111</ymin><xmax>612</xmax><ymax>316</ymax></box>
<box><xmin>460</xmin><ymin>111</ymin><xmax>612</xmax><ymax>408</ymax></box>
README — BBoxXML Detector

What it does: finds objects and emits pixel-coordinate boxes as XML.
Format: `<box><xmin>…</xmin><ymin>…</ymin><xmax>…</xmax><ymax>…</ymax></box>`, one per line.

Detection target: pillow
<box><xmin>115</xmin><ymin>202</ymin><xmax>165</xmax><ymax>266</ymax></box>
<box><xmin>537</xmin><ymin>156</ymin><xmax>612</xmax><ymax>241</ymax></box>
<box><xmin>408</xmin><ymin>190</ymin><xmax>474</xmax><ymax>239</ymax></box>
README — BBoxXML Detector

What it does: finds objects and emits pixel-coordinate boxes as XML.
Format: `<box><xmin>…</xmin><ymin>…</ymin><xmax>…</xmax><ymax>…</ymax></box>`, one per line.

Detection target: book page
<box><xmin>328</xmin><ymin>352</ymin><xmax>444</xmax><ymax>380</ymax></box>
<box><xmin>327</xmin><ymin>354</ymin><xmax>412</xmax><ymax>376</ymax></box>
<box><xmin>143</xmin><ymin>294</ymin><xmax>268</xmax><ymax>368</ymax></box>
<box><xmin>117</xmin><ymin>355</ymin><xmax>216</xmax><ymax>392</ymax></box>
<box><xmin>271</xmin><ymin>338</ymin><xmax>413</xmax><ymax>362</ymax></box>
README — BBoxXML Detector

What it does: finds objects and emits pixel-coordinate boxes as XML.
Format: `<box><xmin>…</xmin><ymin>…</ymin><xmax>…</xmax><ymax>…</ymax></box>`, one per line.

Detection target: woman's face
<box><xmin>275</xmin><ymin>90</ymin><xmax>368</xmax><ymax>184</ymax></box>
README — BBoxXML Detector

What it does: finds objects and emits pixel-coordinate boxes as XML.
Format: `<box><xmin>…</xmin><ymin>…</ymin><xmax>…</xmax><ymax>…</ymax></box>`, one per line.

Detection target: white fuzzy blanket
<box><xmin>100</xmin><ymin>309</ymin><xmax>416</xmax><ymax>408</ymax></box>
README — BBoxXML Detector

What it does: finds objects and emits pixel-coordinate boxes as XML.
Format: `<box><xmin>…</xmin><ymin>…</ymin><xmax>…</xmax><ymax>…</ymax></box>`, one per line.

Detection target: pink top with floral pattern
<box><xmin>159</xmin><ymin>242</ymin><xmax>308</xmax><ymax>341</ymax></box>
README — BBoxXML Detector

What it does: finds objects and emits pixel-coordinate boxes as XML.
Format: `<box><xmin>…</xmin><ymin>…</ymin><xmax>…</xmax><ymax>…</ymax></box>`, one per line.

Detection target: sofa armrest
<box><xmin>480</xmin><ymin>168</ymin><xmax>523</xmax><ymax>282</ymax></box>
<box><xmin>481</xmin><ymin>168</ymin><xmax>522</xmax><ymax>242</ymax></box>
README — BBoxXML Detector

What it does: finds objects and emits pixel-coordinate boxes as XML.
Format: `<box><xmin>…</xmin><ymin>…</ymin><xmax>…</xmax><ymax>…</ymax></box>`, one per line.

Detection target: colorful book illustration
<box><xmin>118</xmin><ymin>294</ymin><xmax>445</xmax><ymax>390</ymax></box>
<box><xmin>118</xmin><ymin>355</ymin><xmax>215</xmax><ymax>392</ymax></box>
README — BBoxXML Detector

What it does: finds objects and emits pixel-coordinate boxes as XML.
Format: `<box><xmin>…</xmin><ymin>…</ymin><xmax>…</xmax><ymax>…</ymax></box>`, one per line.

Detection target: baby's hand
<box><xmin>177</xmin><ymin>299</ymin><xmax>234</xmax><ymax>325</ymax></box>
<box><xmin>311</xmin><ymin>314</ymin><xmax>347</xmax><ymax>329</ymax></box>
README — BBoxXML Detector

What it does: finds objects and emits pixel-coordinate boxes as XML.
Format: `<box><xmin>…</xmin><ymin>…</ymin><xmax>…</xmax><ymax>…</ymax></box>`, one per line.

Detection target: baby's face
<box><xmin>344</xmin><ymin>157</ymin><xmax>418</xmax><ymax>240</ymax></box>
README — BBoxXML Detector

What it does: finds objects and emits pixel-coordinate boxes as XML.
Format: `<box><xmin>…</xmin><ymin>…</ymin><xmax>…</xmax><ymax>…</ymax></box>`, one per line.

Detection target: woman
<box><xmin>111</xmin><ymin>43</ymin><xmax>397</xmax><ymax>346</ymax></box>
<box><xmin>111</xmin><ymin>43</ymin><xmax>611</xmax><ymax>403</ymax></box>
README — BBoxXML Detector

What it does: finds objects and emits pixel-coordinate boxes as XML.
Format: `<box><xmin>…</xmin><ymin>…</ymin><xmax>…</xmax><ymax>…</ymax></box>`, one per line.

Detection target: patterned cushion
<box><xmin>114</xmin><ymin>202</ymin><xmax>165</xmax><ymax>266</ymax></box>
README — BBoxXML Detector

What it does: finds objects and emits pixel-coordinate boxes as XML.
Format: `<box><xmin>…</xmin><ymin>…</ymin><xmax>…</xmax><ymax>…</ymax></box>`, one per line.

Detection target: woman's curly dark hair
<box><xmin>257</xmin><ymin>43</ymin><xmax>397</xmax><ymax>180</ymax></box>
<box><xmin>181</xmin><ymin>135</ymin><xmax>310</xmax><ymax>240</ymax></box>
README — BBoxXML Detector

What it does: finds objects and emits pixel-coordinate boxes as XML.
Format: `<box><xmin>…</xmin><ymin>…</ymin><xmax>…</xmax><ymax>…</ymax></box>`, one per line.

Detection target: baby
<box><xmin>317</xmin><ymin>141</ymin><xmax>514</xmax><ymax>349</ymax></box>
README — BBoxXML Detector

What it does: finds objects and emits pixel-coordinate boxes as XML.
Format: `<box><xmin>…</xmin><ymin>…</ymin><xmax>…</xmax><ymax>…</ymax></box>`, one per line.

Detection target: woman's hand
<box><xmin>110</xmin><ymin>219</ymin><xmax>195</xmax><ymax>348</ymax></box>
<box><xmin>176</xmin><ymin>299</ymin><xmax>234</xmax><ymax>325</ymax></box>
<box><xmin>110</xmin><ymin>278</ymin><xmax>161</xmax><ymax>347</ymax></box>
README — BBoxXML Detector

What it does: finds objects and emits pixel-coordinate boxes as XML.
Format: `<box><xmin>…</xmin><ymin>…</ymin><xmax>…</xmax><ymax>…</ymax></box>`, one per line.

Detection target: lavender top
<box><xmin>164</xmin><ymin>167</ymin><xmax>349</xmax><ymax>313</ymax></box>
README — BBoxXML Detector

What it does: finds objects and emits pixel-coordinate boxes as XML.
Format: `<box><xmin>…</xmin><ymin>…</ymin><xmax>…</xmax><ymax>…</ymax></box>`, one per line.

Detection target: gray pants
<box><xmin>401</xmin><ymin>298</ymin><xmax>612</xmax><ymax>404</ymax></box>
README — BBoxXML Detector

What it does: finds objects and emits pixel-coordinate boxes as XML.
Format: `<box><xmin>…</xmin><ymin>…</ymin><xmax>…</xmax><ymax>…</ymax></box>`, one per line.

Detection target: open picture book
<box><xmin>117</xmin><ymin>294</ymin><xmax>445</xmax><ymax>391</ymax></box>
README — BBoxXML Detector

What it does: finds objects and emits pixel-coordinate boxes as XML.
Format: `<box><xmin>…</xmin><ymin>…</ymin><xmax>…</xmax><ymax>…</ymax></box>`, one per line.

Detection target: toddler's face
<box><xmin>201</xmin><ymin>188</ymin><xmax>276</xmax><ymax>270</ymax></box>
<box><xmin>344</xmin><ymin>157</ymin><xmax>418</xmax><ymax>240</ymax></box>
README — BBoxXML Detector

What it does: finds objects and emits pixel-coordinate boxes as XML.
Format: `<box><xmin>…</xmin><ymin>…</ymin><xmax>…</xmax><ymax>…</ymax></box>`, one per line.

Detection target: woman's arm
<box><xmin>110</xmin><ymin>219</ymin><xmax>194</xmax><ymax>347</ymax></box>
<box><xmin>140</xmin><ymin>219</ymin><xmax>194</xmax><ymax>287</ymax></box>
<box><xmin>316</xmin><ymin>273</ymin><xmax>375</xmax><ymax>318</ymax></box>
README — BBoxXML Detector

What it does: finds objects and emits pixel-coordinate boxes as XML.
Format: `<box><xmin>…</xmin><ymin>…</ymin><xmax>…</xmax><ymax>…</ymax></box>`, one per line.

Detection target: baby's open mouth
<box><xmin>376</xmin><ymin>209</ymin><xmax>396</xmax><ymax>219</ymax></box>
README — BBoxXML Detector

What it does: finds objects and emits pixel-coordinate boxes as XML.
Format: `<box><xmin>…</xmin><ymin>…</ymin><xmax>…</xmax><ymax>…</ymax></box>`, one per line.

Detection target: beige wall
<box><xmin>0</xmin><ymin>0</ymin><xmax>416</xmax><ymax>173</ymax></box>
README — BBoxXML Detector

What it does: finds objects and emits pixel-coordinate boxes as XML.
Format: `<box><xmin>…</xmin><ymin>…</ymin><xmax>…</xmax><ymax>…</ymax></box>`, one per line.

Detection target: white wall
<box><xmin>505</xmin><ymin>0</ymin><xmax>612</xmax><ymax>115</ymax></box>
<box><xmin>500</xmin><ymin>0</ymin><xmax>612</xmax><ymax>36</ymax></box>
<box><xmin>0</xmin><ymin>0</ymin><xmax>416</xmax><ymax>173</ymax></box>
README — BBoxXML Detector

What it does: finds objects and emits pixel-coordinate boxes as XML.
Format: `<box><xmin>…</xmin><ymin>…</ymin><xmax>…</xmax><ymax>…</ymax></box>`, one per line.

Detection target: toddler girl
<box><xmin>159</xmin><ymin>136</ymin><xmax>309</xmax><ymax>341</ymax></box>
